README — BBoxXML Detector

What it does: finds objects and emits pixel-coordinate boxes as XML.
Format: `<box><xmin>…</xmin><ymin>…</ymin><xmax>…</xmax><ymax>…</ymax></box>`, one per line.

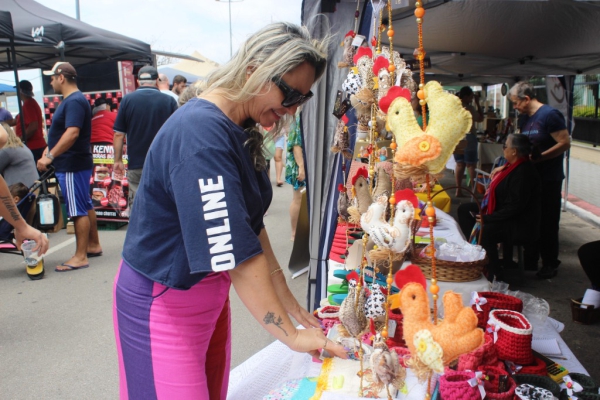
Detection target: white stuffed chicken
<box><xmin>368</xmin><ymin>200</ymin><xmax>414</xmax><ymax>254</ymax></box>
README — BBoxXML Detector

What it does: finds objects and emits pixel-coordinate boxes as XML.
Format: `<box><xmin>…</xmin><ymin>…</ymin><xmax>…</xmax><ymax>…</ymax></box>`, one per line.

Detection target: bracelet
<box><xmin>270</xmin><ymin>267</ymin><xmax>283</xmax><ymax>276</ymax></box>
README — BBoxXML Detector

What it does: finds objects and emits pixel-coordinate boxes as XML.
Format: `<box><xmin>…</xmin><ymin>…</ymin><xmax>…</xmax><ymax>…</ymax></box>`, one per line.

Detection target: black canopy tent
<box><xmin>0</xmin><ymin>0</ymin><xmax>151</xmax><ymax>71</ymax></box>
<box><xmin>0</xmin><ymin>0</ymin><xmax>152</xmax><ymax>143</ymax></box>
<box><xmin>301</xmin><ymin>0</ymin><xmax>600</xmax><ymax>310</ymax></box>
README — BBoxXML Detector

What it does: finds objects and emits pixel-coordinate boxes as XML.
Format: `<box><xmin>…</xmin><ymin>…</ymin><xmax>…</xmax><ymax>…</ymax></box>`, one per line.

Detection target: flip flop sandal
<box><xmin>331</xmin><ymin>293</ymin><xmax>347</xmax><ymax>305</ymax></box>
<box><xmin>327</xmin><ymin>282</ymin><xmax>349</xmax><ymax>294</ymax></box>
<box><xmin>333</xmin><ymin>269</ymin><xmax>353</xmax><ymax>280</ymax></box>
<box><xmin>55</xmin><ymin>263</ymin><xmax>89</xmax><ymax>272</ymax></box>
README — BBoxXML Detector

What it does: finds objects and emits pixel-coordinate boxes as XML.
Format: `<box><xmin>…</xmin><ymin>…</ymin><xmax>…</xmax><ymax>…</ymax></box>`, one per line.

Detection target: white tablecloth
<box><xmin>227</xmin><ymin>316</ymin><xmax>587</xmax><ymax>399</ymax></box>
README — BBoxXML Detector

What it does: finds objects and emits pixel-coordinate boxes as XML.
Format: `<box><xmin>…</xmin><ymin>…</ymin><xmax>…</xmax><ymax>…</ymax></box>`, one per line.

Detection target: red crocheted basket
<box><xmin>487</xmin><ymin>310</ymin><xmax>533</xmax><ymax>365</ymax></box>
<box><xmin>471</xmin><ymin>291</ymin><xmax>523</xmax><ymax>329</ymax></box>
<box><xmin>458</xmin><ymin>333</ymin><xmax>499</xmax><ymax>371</ymax></box>
<box><xmin>484</xmin><ymin>374</ymin><xmax>516</xmax><ymax>400</ymax></box>
<box><xmin>315</xmin><ymin>306</ymin><xmax>340</xmax><ymax>335</ymax></box>
<box><xmin>439</xmin><ymin>370</ymin><xmax>481</xmax><ymax>400</ymax></box>
<box><xmin>518</xmin><ymin>356</ymin><xmax>548</xmax><ymax>376</ymax></box>
<box><xmin>385</xmin><ymin>308</ymin><xmax>405</xmax><ymax>348</ymax></box>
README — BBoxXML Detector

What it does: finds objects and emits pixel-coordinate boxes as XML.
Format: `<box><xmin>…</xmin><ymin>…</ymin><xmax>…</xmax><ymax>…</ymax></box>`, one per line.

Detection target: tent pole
<box><xmin>9</xmin><ymin>38</ymin><xmax>26</xmax><ymax>145</ymax></box>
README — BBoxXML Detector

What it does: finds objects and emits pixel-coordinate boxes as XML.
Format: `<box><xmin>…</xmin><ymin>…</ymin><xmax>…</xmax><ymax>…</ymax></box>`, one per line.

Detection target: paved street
<box><xmin>1</xmin><ymin>151</ymin><xmax>600</xmax><ymax>399</ymax></box>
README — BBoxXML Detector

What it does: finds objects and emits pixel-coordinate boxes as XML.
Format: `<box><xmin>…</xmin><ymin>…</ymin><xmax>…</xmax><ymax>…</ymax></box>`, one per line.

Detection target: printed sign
<box><xmin>90</xmin><ymin>142</ymin><xmax>130</xmax><ymax>221</ymax></box>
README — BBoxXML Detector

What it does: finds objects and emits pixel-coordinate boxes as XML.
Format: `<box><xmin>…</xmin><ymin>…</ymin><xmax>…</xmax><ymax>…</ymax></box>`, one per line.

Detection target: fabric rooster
<box><xmin>369</xmin><ymin>333</ymin><xmax>406</xmax><ymax>396</ymax></box>
<box><xmin>382</xmin><ymin>81</ymin><xmax>472</xmax><ymax>174</ymax></box>
<box><xmin>331</xmin><ymin>114</ymin><xmax>352</xmax><ymax>159</ymax></box>
<box><xmin>389</xmin><ymin>265</ymin><xmax>484</xmax><ymax>366</ymax></box>
<box><xmin>361</xmin><ymin>197</ymin><xmax>414</xmax><ymax>255</ymax></box>
<box><xmin>338</xmin><ymin>30</ymin><xmax>356</xmax><ymax>68</ymax></box>
<box><xmin>338</xmin><ymin>271</ymin><xmax>368</xmax><ymax>338</ymax></box>
<box><xmin>347</xmin><ymin>166</ymin><xmax>372</xmax><ymax>223</ymax></box>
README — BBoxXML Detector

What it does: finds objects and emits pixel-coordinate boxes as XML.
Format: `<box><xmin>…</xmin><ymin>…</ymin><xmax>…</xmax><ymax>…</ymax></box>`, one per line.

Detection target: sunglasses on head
<box><xmin>271</xmin><ymin>77</ymin><xmax>313</xmax><ymax>108</ymax></box>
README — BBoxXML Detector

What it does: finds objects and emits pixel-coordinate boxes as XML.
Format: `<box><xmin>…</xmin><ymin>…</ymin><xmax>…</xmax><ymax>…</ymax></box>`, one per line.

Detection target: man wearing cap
<box><xmin>37</xmin><ymin>61</ymin><xmax>103</xmax><ymax>272</ymax></box>
<box><xmin>14</xmin><ymin>80</ymin><xmax>46</xmax><ymax>164</ymax></box>
<box><xmin>113</xmin><ymin>65</ymin><xmax>178</xmax><ymax>212</ymax></box>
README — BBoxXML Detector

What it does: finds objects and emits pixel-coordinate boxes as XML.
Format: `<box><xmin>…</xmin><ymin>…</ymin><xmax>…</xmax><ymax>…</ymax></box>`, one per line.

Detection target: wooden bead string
<box><xmin>386</xmin><ymin>1</ymin><xmax>395</xmax><ymax>84</ymax></box>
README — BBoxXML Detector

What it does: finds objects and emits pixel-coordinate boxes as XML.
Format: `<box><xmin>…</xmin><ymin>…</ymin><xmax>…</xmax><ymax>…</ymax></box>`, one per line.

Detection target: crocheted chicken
<box><xmin>383</xmin><ymin>81</ymin><xmax>472</xmax><ymax>174</ymax></box>
<box><xmin>338</xmin><ymin>30</ymin><xmax>356</xmax><ymax>68</ymax></box>
<box><xmin>391</xmin><ymin>266</ymin><xmax>484</xmax><ymax>365</ymax></box>
<box><xmin>338</xmin><ymin>271</ymin><xmax>368</xmax><ymax>338</ymax></box>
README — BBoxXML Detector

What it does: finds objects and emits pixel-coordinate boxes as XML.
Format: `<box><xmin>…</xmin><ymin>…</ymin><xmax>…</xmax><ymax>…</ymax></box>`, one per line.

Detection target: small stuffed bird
<box><xmin>368</xmin><ymin>199</ymin><xmax>414</xmax><ymax>254</ymax></box>
<box><xmin>360</xmin><ymin>195</ymin><xmax>388</xmax><ymax>234</ymax></box>
<box><xmin>369</xmin><ymin>333</ymin><xmax>406</xmax><ymax>394</ymax></box>
<box><xmin>338</xmin><ymin>30</ymin><xmax>356</xmax><ymax>69</ymax></box>
<box><xmin>331</xmin><ymin>114</ymin><xmax>352</xmax><ymax>159</ymax></box>
<box><xmin>365</xmin><ymin>283</ymin><xmax>387</xmax><ymax>320</ymax></box>
<box><xmin>337</xmin><ymin>184</ymin><xmax>350</xmax><ymax>221</ymax></box>
<box><xmin>372</xmin><ymin>164</ymin><xmax>392</xmax><ymax>202</ymax></box>
<box><xmin>338</xmin><ymin>271</ymin><xmax>368</xmax><ymax>338</ymax></box>
<box><xmin>347</xmin><ymin>167</ymin><xmax>373</xmax><ymax>223</ymax></box>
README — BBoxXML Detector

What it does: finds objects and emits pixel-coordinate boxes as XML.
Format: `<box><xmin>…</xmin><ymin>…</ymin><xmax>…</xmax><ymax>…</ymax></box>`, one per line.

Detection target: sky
<box><xmin>34</xmin><ymin>0</ymin><xmax>304</xmax><ymax>65</ymax></box>
<box><xmin>0</xmin><ymin>0</ymin><xmax>303</xmax><ymax>113</ymax></box>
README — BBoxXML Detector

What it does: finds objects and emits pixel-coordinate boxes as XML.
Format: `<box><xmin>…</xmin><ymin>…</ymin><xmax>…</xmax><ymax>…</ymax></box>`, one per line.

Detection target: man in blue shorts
<box><xmin>37</xmin><ymin>62</ymin><xmax>103</xmax><ymax>272</ymax></box>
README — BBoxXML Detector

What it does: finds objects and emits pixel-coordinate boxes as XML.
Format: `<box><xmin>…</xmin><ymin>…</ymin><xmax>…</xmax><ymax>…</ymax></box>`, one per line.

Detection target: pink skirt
<box><xmin>113</xmin><ymin>260</ymin><xmax>231</xmax><ymax>399</ymax></box>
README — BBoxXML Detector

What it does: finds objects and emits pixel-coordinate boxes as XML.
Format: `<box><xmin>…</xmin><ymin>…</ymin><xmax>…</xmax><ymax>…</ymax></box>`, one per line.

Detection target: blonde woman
<box><xmin>0</xmin><ymin>122</ymin><xmax>39</xmax><ymax>187</ymax></box>
<box><xmin>113</xmin><ymin>22</ymin><xmax>346</xmax><ymax>399</ymax></box>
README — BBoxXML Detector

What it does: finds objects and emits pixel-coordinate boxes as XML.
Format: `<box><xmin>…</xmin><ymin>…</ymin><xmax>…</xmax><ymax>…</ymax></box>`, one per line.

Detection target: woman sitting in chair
<box><xmin>458</xmin><ymin>134</ymin><xmax>541</xmax><ymax>281</ymax></box>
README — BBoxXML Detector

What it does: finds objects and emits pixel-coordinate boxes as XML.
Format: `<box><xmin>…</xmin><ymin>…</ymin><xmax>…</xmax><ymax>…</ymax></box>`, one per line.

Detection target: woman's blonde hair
<box><xmin>0</xmin><ymin>122</ymin><xmax>24</xmax><ymax>149</ymax></box>
<box><xmin>205</xmin><ymin>22</ymin><xmax>329</xmax><ymax>170</ymax></box>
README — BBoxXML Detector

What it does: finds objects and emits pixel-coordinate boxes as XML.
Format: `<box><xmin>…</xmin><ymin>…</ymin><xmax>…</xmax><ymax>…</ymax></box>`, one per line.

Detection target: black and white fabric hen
<box><xmin>365</xmin><ymin>283</ymin><xmax>387</xmax><ymax>319</ymax></box>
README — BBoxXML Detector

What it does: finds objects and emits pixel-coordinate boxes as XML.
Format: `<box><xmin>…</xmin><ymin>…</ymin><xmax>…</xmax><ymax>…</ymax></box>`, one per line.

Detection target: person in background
<box><xmin>158</xmin><ymin>73</ymin><xmax>179</xmax><ymax>102</ymax></box>
<box><xmin>0</xmin><ymin>119</ymin><xmax>48</xmax><ymax>255</ymax></box>
<box><xmin>510</xmin><ymin>81</ymin><xmax>571</xmax><ymax>279</ymax></box>
<box><xmin>37</xmin><ymin>61</ymin><xmax>102</xmax><ymax>272</ymax></box>
<box><xmin>285</xmin><ymin>111</ymin><xmax>305</xmax><ymax>241</ymax></box>
<box><xmin>113</xmin><ymin>66</ymin><xmax>178</xmax><ymax>212</ymax></box>
<box><xmin>0</xmin><ymin>122</ymin><xmax>39</xmax><ymax>187</ymax></box>
<box><xmin>453</xmin><ymin>86</ymin><xmax>484</xmax><ymax>197</ymax></box>
<box><xmin>274</xmin><ymin>130</ymin><xmax>286</xmax><ymax>186</ymax></box>
<box><xmin>112</xmin><ymin>22</ymin><xmax>346</xmax><ymax>399</ymax></box>
<box><xmin>14</xmin><ymin>80</ymin><xmax>47</xmax><ymax>164</ymax></box>
<box><xmin>261</xmin><ymin>124</ymin><xmax>277</xmax><ymax>181</ymax></box>
<box><xmin>0</xmin><ymin>105</ymin><xmax>14</xmax><ymax>125</ymax></box>
<box><xmin>90</xmin><ymin>98</ymin><xmax>116</xmax><ymax>144</ymax></box>
<box><xmin>171</xmin><ymin>74</ymin><xmax>187</xmax><ymax>98</ymax></box>
<box><xmin>457</xmin><ymin>134</ymin><xmax>541</xmax><ymax>281</ymax></box>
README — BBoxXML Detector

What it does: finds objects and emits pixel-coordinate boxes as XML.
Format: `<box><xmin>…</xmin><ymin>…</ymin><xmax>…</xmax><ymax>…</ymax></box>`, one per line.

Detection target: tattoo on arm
<box><xmin>263</xmin><ymin>311</ymin><xmax>288</xmax><ymax>336</ymax></box>
<box><xmin>1</xmin><ymin>195</ymin><xmax>22</xmax><ymax>222</ymax></box>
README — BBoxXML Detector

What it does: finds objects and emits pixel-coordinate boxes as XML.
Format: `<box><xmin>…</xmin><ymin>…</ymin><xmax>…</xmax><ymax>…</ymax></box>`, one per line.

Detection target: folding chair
<box><xmin>472</xmin><ymin>156</ymin><xmax>506</xmax><ymax>201</ymax></box>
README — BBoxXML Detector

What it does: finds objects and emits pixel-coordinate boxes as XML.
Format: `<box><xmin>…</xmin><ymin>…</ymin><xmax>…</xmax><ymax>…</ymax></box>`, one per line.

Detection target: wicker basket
<box><xmin>409</xmin><ymin>186</ymin><xmax>487</xmax><ymax>282</ymax></box>
<box><xmin>571</xmin><ymin>298</ymin><xmax>600</xmax><ymax>325</ymax></box>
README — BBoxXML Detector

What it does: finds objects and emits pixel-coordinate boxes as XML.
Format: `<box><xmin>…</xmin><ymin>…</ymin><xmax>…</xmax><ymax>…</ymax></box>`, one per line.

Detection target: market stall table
<box><xmin>227</xmin><ymin>316</ymin><xmax>588</xmax><ymax>399</ymax></box>
<box><xmin>415</xmin><ymin>184</ymin><xmax>451</xmax><ymax>213</ymax></box>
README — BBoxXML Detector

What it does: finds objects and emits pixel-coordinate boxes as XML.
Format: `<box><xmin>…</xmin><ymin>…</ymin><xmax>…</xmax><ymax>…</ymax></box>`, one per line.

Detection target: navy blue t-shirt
<box><xmin>122</xmin><ymin>98</ymin><xmax>273</xmax><ymax>289</ymax></box>
<box><xmin>519</xmin><ymin>104</ymin><xmax>567</xmax><ymax>181</ymax></box>
<box><xmin>48</xmin><ymin>91</ymin><xmax>93</xmax><ymax>172</ymax></box>
<box><xmin>113</xmin><ymin>86</ymin><xmax>178</xmax><ymax>169</ymax></box>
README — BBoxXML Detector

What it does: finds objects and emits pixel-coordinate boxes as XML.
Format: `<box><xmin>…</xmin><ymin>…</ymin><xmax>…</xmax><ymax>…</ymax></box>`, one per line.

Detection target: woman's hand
<box><xmin>15</xmin><ymin>225</ymin><xmax>49</xmax><ymax>255</ymax></box>
<box><xmin>274</xmin><ymin>277</ymin><xmax>321</xmax><ymax>329</ymax></box>
<box><xmin>289</xmin><ymin>328</ymin><xmax>348</xmax><ymax>359</ymax></box>
<box><xmin>490</xmin><ymin>165</ymin><xmax>505</xmax><ymax>179</ymax></box>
